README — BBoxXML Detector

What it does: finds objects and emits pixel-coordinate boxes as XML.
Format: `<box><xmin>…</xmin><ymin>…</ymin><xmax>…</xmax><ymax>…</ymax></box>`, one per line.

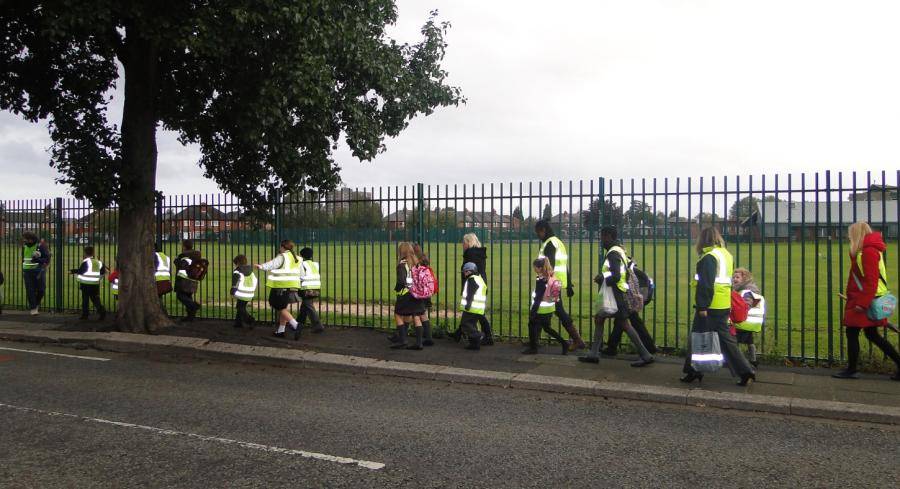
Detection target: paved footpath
<box><xmin>2</xmin><ymin>338</ymin><xmax>899</xmax><ymax>488</ymax></box>
<box><xmin>1</xmin><ymin>311</ymin><xmax>899</xmax><ymax>425</ymax></box>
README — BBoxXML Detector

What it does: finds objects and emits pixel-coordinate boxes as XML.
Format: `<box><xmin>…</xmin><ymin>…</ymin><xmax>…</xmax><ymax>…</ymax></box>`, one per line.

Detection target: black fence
<box><xmin>1</xmin><ymin>170</ymin><xmax>898</xmax><ymax>364</ymax></box>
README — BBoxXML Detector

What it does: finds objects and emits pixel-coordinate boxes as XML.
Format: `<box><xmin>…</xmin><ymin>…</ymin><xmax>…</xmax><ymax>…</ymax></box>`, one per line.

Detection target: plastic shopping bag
<box><xmin>690</xmin><ymin>330</ymin><xmax>724</xmax><ymax>373</ymax></box>
<box><xmin>596</xmin><ymin>280</ymin><xmax>618</xmax><ymax>318</ymax></box>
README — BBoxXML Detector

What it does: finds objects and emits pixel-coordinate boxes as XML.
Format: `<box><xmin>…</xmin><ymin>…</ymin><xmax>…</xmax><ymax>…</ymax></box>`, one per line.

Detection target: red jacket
<box><xmin>843</xmin><ymin>232</ymin><xmax>888</xmax><ymax>328</ymax></box>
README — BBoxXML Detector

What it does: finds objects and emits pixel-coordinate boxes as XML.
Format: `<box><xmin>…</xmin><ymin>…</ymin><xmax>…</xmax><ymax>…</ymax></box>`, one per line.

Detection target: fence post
<box><xmin>54</xmin><ymin>197</ymin><xmax>64</xmax><ymax>313</ymax></box>
<box><xmin>155</xmin><ymin>192</ymin><xmax>163</xmax><ymax>250</ymax></box>
<box><xmin>416</xmin><ymin>183</ymin><xmax>425</xmax><ymax>245</ymax></box>
<box><xmin>598</xmin><ymin>177</ymin><xmax>605</xmax><ymax>229</ymax></box>
<box><xmin>825</xmin><ymin>170</ymin><xmax>834</xmax><ymax>365</ymax></box>
<box><xmin>272</xmin><ymin>189</ymin><xmax>282</xmax><ymax>246</ymax></box>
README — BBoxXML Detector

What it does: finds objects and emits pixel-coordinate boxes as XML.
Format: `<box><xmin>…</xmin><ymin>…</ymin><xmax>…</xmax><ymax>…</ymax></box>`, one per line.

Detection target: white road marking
<box><xmin>0</xmin><ymin>402</ymin><xmax>385</xmax><ymax>471</ymax></box>
<box><xmin>0</xmin><ymin>346</ymin><xmax>111</xmax><ymax>362</ymax></box>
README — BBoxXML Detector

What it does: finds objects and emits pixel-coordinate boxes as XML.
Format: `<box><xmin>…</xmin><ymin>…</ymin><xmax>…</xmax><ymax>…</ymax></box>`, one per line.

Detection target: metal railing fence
<box><xmin>1</xmin><ymin>170</ymin><xmax>897</xmax><ymax>364</ymax></box>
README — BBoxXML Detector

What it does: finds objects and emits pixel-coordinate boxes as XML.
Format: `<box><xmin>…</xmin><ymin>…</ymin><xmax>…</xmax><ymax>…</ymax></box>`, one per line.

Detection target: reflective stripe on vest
<box><xmin>155</xmin><ymin>253</ymin><xmax>171</xmax><ymax>282</ymax></box>
<box><xmin>266</xmin><ymin>251</ymin><xmax>301</xmax><ymax>289</ymax></box>
<box><xmin>300</xmin><ymin>261</ymin><xmax>322</xmax><ymax>290</ymax></box>
<box><xmin>233</xmin><ymin>271</ymin><xmax>258</xmax><ymax>301</ymax></box>
<box><xmin>735</xmin><ymin>293</ymin><xmax>765</xmax><ymax>332</ymax></box>
<box><xmin>855</xmin><ymin>251</ymin><xmax>890</xmax><ymax>297</ymax></box>
<box><xmin>459</xmin><ymin>275</ymin><xmax>487</xmax><ymax>315</ymax></box>
<box><xmin>176</xmin><ymin>257</ymin><xmax>191</xmax><ymax>279</ymax></box>
<box><xmin>532</xmin><ymin>277</ymin><xmax>557</xmax><ymax>314</ymax></box>
<box><xmin>397</xmin><ymin>262</ymin><xmax>413</xmax><ymax>296</ymax></box>
<box><xmin>111</xmin><ymin>278</ymin><xmax>119</xmax><ymax>295</ymax></box>
<box><xmin>692</xmin><ymin>246</ymin><xmax>734</xmax><ymax>310</ymax></box>
<box><xmin>23</xmin><ymin>244</ymin><xmax>39</xmax><ymax>270</ymax></box>
<box><xmin>601</xmin><ymin>245</ymin><xmax>630</xmax><ymax>292</ymax></box>
<box><xmin>76</xmin><ymin>258</ymin><xmax>102</xmax><ymax>285</ymax></box>
<box><xmin>538</xmin><ymin>236</ymin><xmax>568</xmax><ymax>288</ymax></box>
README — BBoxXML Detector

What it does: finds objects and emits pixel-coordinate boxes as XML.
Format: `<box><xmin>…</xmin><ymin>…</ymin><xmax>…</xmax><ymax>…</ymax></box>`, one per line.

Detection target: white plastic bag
<box><xmin>596</xmin><ymin>280</ymin><xmax>618</xmax><ymax>317</ymax></box>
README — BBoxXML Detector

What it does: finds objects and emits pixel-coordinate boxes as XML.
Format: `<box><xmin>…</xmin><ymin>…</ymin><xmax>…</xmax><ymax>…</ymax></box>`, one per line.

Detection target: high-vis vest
<box><xmin>459</xmin><ymin>275</ymin><xmax>487</xmax><ymax>315</ymax></box>
<box><xmin>692</xmin><ymin>246</ymin><xmax>734</xmax><ymax>310</ymax></box>
<box><xmin>855</xmin><ymin>252</ymin><xmax>889</xmax><ymax>297</ymax></box>
<box><xmin>532</xmin><ymin>277</ymin><xmax>557</xmax><ymax>314</ymax></box>
<box><xmin>734</xmin><ymin>292</ymin><xmax>766</xmax><ymax>333</ymax></box>
<box><xmin>266</xmin><ymin>251</ymin><xmax>301</xmax><ymax>289</ymax></box>
<box><xmin>300</xmin><ymin>261</ymin><xmax>322</xmax><ymax>291</ymax></box>
<box><xmin>176</xmin><ymin>257</ymin><xmax>192</xmax><ymax>280</ymax></box>
<box><xmin>538</xmin><ymin>236</ymin><xmax>569</xmax><ymax>288</ymax></box>
<box><xmin>602</xmin><ymin>245</ymin><xmax>630</xmax><ymax>292</ymax></box>
<box><xmin>23</xmin><ymin>244</ymin><xmax>39</xmax><ymax>270</ymax></box>
<box><xmin>155</xmin><ymin>252</ymin><xmax>171</xmax><ymax>282</ymax></box>
<box><xmin>233</xmin><ymin>270</ymin><xmax>258</xmax><ymax>301</ymax></box>
<box><xmin>111</xmin><ymin>277</ymin><xmax>119</xmax><ymax>296</ymax></box>
<box><xmin>397</xmin><ymin>262</ymin><xmax>413</xmax><ymax>296</ymax></box>
<box><xmin>76</xmin><ymin>258</ymin><xmax>102</xmax><ymax>285</ymax></box>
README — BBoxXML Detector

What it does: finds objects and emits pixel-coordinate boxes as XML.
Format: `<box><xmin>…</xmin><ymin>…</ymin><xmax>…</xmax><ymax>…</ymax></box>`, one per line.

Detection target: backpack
<box><xmin>730</xmin><ymin>290</ymin><xmax>749</xmax><ymax>323</ymax></box>
<box><xmin>187</xmin><ymin>258</ymin><xmax>209</xmax><ymax>281</ymax></box>
<box><xmin>624</xmin><ymin>268</ymin><xmax>644</xmax><ymax>313</ymax></box>
<box><xmin>630</xmin><ymin>264</ymin><xmax>654</xmax><ymax>305</ymax></box>
<box><xmin>410</xmin><ymin>265</ymin><xmax>436</xmax><ymax>299</ymax></box>
<box><xmin>426</xmin><ymin>266</ymin><xmax>439</xmax><ymax>295</ymax></box>
<box><xmin>545</xmin><ymin>276</ymin><xmax>562</xmax><ymax>302</ymax></box>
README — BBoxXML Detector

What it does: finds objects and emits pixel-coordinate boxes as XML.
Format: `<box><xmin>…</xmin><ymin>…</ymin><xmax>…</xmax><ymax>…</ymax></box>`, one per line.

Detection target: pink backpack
<box><xmin>544</xmin><ymin>276</ymin><xmax>562</xmax><ymax>303</ymax></box>
<box><xmin>410</xmin><ymin>265</ymin><xmax>436</xmax><ymax>299</ymax></box>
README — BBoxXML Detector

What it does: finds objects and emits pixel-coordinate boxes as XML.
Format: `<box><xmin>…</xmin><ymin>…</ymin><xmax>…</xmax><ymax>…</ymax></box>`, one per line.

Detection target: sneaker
<box><xmin>29</xmin><ymin>308</ymin><xmax>39</xmax><ymax>316</ymax></box>
<box><xmin>831</xmin><ymin>369</ymin><xmax>859</xmax><ymax>379</ymax></box>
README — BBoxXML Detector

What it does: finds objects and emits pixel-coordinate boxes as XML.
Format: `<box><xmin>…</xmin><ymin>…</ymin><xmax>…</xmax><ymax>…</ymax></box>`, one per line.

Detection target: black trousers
<box><xmin>298</xmin><ymin>296</ymin><xmax>322</xmax><ymax>329</ymax></box>
<box><xmin>845</xmin><ymin>327</ymin><xmax>900</xmax><ymax>372</ymax></box>
<box><xmin>23</xmin><ymin>269</ymin><xmax>46</xmax><ymax>310</ymax></box>
<box><xmin>477</xmin><ymin>314</ymin><xmax>494</xmax><ymax>339</ymax></box>
<box><xmin>528</xmin><ymin>313</ymin><xmax>566</xmax><ymax>349</ymax></box>
<box><xmin>605</xmin><ymin>312</ymin><xmax>658</xmax><ymax>354</ymax></box>
<box><xmin>80</xmin><ymin>284</ymin><xmax>104</xmax><ymax>317</ymax></box>
<box><xmin>683</xmin><ymin>310</ymin><xmax>754</xmax><ymax>377</ymax></box>
<box><xmin>459</xmin><ymin>311</ymin><xmax>483</xmax><ymax>340</ymax></box>
<box><xmin>554</xmin><ymin>301</ymin><xmax>573</xmax><ymax>327</ymax></box>
<box><xmin>234</xmin><ymin>300</ymin><xmax>254</xmax><ymax>327</ymax></box>
<box><xmin>176</xmin><ymin>291</ymin><xmax>200</xmax><ymax>316</ymax></box>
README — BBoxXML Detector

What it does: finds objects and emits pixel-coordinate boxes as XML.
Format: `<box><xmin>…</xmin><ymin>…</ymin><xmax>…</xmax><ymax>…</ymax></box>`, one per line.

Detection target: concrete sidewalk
<box><xmin>1</xmin><ymin>311</ymin><xmax>899</xmax><ymax>424</ymax></box>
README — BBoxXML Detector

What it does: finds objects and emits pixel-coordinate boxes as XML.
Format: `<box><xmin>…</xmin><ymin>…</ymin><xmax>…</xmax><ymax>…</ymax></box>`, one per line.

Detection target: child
<box><xmin>389</xmin><ymin>242</ymin><xmax>425</xmax><ymax>350</ymax></box>
<box><xmin>732</xmin><ymin>267</ymin><xmax>765</xmax><ymax>367</ymax></box>
<box><xmin>298</xmin><ymin>247</ymin><xmax>324</xmax><ymax>335</ymax></box>
<box><xmin>70</xmin><ymin>246</ymin><xmax>106</xmax><ymax>321</ymax></box>
<box><xmin>412</xmin><ymin>243</ymin><xmax>435</xmax><ymax>346</ymax></box>
<box><xmin>174</xmin><ymin>239</ymin><xmax>202</xmax><ymax>322</ymax></box>
<box><xmin>231</xmin><ymin>254</ymin><xmax>257</xmax><ymax>328</ymax></box>
<box><xmin>522</xmin><ymin>257</ymin><xmax>568</xmax><ymax>355</ymax></box>
<box><xmin>256</xmin><ymin>240</ymin><xmax>302</xmax><ymax>338</ymax></box>
<box><xmin>457</xmin><ymin>262</ymin><xmax>487</xmax><ymax>350</ymax></box>
<box><xmin>108</xmin><ymin>256</ymin><xmax>120</xmax><ymax>300</ymax></box>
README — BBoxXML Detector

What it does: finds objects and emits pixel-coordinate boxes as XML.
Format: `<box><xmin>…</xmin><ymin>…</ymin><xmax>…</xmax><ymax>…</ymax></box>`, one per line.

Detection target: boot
<box><xmin>98</xmin><ymin>308</ymin><xmax>106</xmax><ymax>321</ymax></box>
<box><xmin>390</xmin><ymin>325</ymin><xmax>409</xmax><ymax>349</ymax></box>
<box><xmin>465</xmin><ymin>333</ymin><xmax>482</xmax><ymax>351</ymax></box>
<box><xmin>422</xmin><ymin>321</ymin><xmax>434</xmax><ymax>347</ymax></box>
<box><xmin>480</xmin><ymin>318</ymin><xmax>495</xmax><ymax>345</ymax></box>
<box><xmin>563</xmin><ymin>323</ymin><xmax>586</xmax><ymax>352</ymax></box>
<box><xmin>407</xmin><ymin>326</ymin><xmax>424</xmax><ymax>350</ymax></box>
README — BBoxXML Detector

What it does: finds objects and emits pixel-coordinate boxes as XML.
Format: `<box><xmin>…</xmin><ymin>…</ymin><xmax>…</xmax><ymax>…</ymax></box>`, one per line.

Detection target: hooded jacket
<box><xmin>844</xmin><ymin>232</ymin><xmax>888</xmax><ymax>328</ymax></box>
<box><xmin>462</xmin><ymin>246</ymin><xmax>488</xmax><ymax>283</ymax></box>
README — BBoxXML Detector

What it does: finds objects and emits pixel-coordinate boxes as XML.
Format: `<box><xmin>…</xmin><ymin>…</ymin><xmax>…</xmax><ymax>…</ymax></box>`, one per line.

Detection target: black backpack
<box><xmin>629</xmin><ymin>262</ymin><xmax>655</xmax><ymax>305</ymax></box>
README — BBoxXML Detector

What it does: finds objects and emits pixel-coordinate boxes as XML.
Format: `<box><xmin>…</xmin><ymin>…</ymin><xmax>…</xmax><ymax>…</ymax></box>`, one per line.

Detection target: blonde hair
<box><xmin>695</xmin><ymin>226</ymin><xmax>726</xmax><ymax>255</ymax></box>
<box><xmin>533</xmin><ymin>257</ymin><xmax>554</xmax><ymax>278</ymax></box>
<box><xmin>733</xmin><ymin>267</ymin><xmax>753</xmax><ymax>281</ymax></box>
<box><xmin>462</xmin><ymin>233</ymin><xmax>482</xmax><ymax>249</ymax></box>
<box><xmin>397</xmin><ymin>242</ymin><xmax>419</xmax><ymax>267</ymax></box>
<box><xmin>848</xmin><ymin>221</ymin><xmax>873</xmax><ymax>257</ymax></box>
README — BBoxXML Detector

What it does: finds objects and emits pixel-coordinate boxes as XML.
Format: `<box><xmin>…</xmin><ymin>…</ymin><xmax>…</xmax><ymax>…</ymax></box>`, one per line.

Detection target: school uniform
<box><xmin>525</xmin><ymin>276</ymin><xmax>567</xmax><ymax>353</ymax></box>
<box><xmin>174</xmin><ymin>250</ymin><xmax>202</xmax><ymax>319</ymax></box>
<box><xmin>299</xmin><ymin>259</ymin><xmax>323</xmax><ymax>333</ymax></box>
<box><xmin>394</xmin><ymin>261</ymin><xmax>425</xmax><ymax>316</ymax></box>
<box><xmin>231</xmin><ymin>264</ymin><xmax>257</xmax><ymax>328</ymax></box>
<box><xmin>71</xmin><ymin>257</ymin><xmax>107</xmax><ymax>319</ymax></box>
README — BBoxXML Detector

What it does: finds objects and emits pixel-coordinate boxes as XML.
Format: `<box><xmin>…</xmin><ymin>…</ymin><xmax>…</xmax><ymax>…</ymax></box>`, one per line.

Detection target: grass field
<box><xmin>2</xmin><ymin>238</ymin><xmax>898</xmax><ymax>363</ymax></box>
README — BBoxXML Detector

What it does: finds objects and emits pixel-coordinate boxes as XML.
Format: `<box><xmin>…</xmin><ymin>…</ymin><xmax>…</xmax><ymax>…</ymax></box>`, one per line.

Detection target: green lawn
<box><xmin>2</xmin><ymin>238</ymin><xmax>898</xmax><ymax>363</ymax></box>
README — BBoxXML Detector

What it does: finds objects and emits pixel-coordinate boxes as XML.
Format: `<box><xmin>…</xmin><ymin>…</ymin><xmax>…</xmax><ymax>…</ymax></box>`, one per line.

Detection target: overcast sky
<box><xmin>2</xmin><ymin>0</ymin><xmax>899</xmax><ymax>201</ymax></box>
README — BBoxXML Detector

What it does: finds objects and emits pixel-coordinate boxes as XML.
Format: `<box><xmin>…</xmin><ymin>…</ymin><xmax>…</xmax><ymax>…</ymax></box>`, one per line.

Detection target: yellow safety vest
<box><xmin>734</xmin><ymin>292</ymin><xmax>765</xmax><ymax>332</ymax></box>
<box><xmin>397</xmin><ymin>262</ymin><xmax>413</xmax><ymax>296</ymax></box>
<box><xmin>855</xmin><ymin>252</ymin><xmax>889</xmax><ymax>297</ymax></box>
<box><xmin>531</xmin><ymin>277</ymin><xmax>557</xmax><ymax>314</ymax></box>
<box><xmin>266</xmin><ymin>251</ymin><xmax>302</xmax><ymax>289</ymax></box>
<box><xmin>459</xmin><ymin>275</ymin><xmax>487</xmax><ymax>315</ymax></box>
<box><xmin>233</xmin><ymin>270</ymin><xmax>258</xmax><ymax>301</ymax></box>
<box><xmin>538</xmin><ymin>236</ymin><xmax>568</xmax><ymax>288</ymax></box>
<box><xmin>22</xmin><ymin>244</ymin><xmax>40</xmax><ymax>270</ymax></box>
<box><xmin>76</xmin><ymin>258</ymin><xmax>102</xmax><ymax>285</ymax></box>
<box><xmin>155</xmin><ymin>252</ymin><xmax>171</xmax><ymax>282</ymax></box>
<box><xmin>300</xmin><ymin>261</ymin><xmax>322</xmax><ymax>291</ymax></box>
<box><xmin>693</xmin><ymin>246</ymin><xmax>733</xmax><ymax>310</ymax></box>
<box><xmin>602</xmin><ymin>245</ymin><xmax>630</xmax><ymax>293</ymax></box>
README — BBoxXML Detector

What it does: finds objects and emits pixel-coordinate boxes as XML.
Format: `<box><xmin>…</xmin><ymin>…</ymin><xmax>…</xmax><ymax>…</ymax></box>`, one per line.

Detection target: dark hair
<box><xmin>84</xmin><ymin>246</ymin><xmax>94</xmax><ymax>256</ymax></box>
<box><xmin>299</xmin><ymin>247</ymin><xmax>313</xmax><ymax>260</ymax></box>
<box><xmin>182</xmin><ymin>239</ymin><xmax>194</xmax><ymax>250</ymax></box>
<box><xmin>22</xmin><ymin>232</ymin><xmax>38</xmax><ymax>242</ymax></box>
<box><xmin>600</xmin><ymin>226</ymin><xmax>618</xmax><ymax>240</ymax></box>
<box><xmin>280</xmin><ymin>239</ymin><xmax>298</xmax><ymax>261</ymax></box>
<box><xmin>154</xmin><ymin>244</ymin><xmax>162</xmax><ymax>252</ymax></box>
<box><xmin>534</xmin><ymin>219</ymin><xmax>553</xmax><ymax>234</ymax></box>
<box><xmin>412</xmin><ymin>243</ymin><xmax>430</xmax><ymax>266</ymax></box>
<box><xmin>695</xmin><ymin>226</ymin><xmax>725</xmax><ymax>255</ymax></box>
<box><xmin>233</xmin><ymin>254</ymin><xmax>248</xmax><ymax>266</ymax></box>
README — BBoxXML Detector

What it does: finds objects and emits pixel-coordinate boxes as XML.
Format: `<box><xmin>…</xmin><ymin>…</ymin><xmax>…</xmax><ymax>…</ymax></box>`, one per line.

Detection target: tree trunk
<box><xmin>115</xmin><ymin>26</ymin><xmax>171</xmax><ymax>333</ymax></box>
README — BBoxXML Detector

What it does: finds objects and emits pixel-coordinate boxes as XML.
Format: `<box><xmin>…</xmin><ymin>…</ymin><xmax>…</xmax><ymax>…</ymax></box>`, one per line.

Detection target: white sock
<box><xmin>276</xmin><ymin>324</ymin><xmax>286</xmax><ymax>334</ymax></box>
<box><xmin>289</xmin><ymin>319</ymin><xmax>298</xmax><ymax>330</ymax></box>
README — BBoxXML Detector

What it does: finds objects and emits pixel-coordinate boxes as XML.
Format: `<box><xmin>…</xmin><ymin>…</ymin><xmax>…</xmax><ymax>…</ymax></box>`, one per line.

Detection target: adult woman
<box><xmin>681</xmin><ymin>227</ymin><xmax>756</xmax><ymax>386</ymax></box>
<box><xmin>833</xmin><ymin>222</ymin><xmax>900</xmax><ymax>380</ymax></box>
<box><xmin>459</xmin><ymin>233</ymin><xmax>494</xmax><ymax>344</ymax></box>
<box><xmin>390</xmin><ymin>242</ymin><xmax>426</xmax><ymax>350</ymax></box>
<box><xmin>255</xmin><ymin>240</ymin><xmax>302</xmax><ymax>339</ymax></box>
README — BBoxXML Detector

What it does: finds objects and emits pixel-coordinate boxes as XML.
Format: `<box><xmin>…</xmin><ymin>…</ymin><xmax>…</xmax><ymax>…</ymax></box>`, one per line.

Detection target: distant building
<box><xmin>747</xmin><ymin>200</ymin><xmax>899</xmax><ymax>240</ymax></box>
<box><xmin>850</xmin><ymin>185</ymin><xmax>897</xmax><ymax>202</ymax></box>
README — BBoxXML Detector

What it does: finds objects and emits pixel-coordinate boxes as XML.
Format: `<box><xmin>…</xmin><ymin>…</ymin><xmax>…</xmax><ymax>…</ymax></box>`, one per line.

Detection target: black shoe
<box><xmin>389</xmin><ymin>342</ymin><xmax>407</xmax><ymax>349</ymax></box>
<box><xmin>387</xmin><ymin>333</ymin><xmax>399</xmax><ymax>343</ymax></box>
<box><xmin>680</xmin><ymin>372</ymin><xmax>703</xmax><ymax>384</ymax></box>
<box><xmin>293</xmin><ymin>329</ymin><xmax>302</xmax><ymax>341</ymax></box>
<box><xmin>631</xmin><ymin>358</ymin><xmax>655</xmax><ymax>368</ymax></box>
<box><xmin>423</xmin><ymin>340</ymin><xmax>435</xmax><ymax>347</ymax></box>
<box><xmin>832</xmin><ymin>369</ymin><xmax>860</xmax><ymax>379</ymax></box>
<box><xmin>273</xmin><ymin>332</ymin><xmax>285</xmax><ymax>338</ymax></box>
<box><xmin>480</xmin><ymin>337</ymin><xmax>495</xmax><ymax>346</ymax></box>
<box><xmin>891</xmin><ymin>371</ymin><xmax>900</xmax><ymax>381</ymax></box>
<box><xmin>578</xmin><ymin>356</ymin><xmax>600</xmax><ymax>364</ymax></box>
<box><xmin>737</xmin><ymin>373</ymin><xmax>756</xmax><ymax>386</ymax></box>
<box><xmin>465</xmin><ymin>343</ymin><xmax>481</xmax><ymax>351</ymax></box>
<box><xmin>600</xmin><ymin>349</ymin><xmax>617</xmax><ymax>358</ymax></box>
<box><xmin>448</xmin><ymin>330</ymin><xmax>462</xmax><ymax>342</ymax></box>
<box><xmin>312</xmin><ymin>326</ymin><xmax>324</xmax><ymax>334</ymax></box>
<box><xmin>560</xmin><ymin>342</ymin><xmax>569</xmax><ymax>356</ymax></box>
<box><xmin>406</xmin><ymin>345</ymin><xmax>423</xmax><ymax>351</ymax></box>
<box><xmin>521</xmin><ymin>347</ymin><xmax>538</xmax><ymax>355</ymax></box>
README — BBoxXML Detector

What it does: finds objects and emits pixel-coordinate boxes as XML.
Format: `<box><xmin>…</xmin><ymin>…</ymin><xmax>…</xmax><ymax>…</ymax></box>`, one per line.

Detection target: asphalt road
<box><xmin>0</xmin><ymin>341</ymin><xmax>898</xmax><ymax>488</ymax></box>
